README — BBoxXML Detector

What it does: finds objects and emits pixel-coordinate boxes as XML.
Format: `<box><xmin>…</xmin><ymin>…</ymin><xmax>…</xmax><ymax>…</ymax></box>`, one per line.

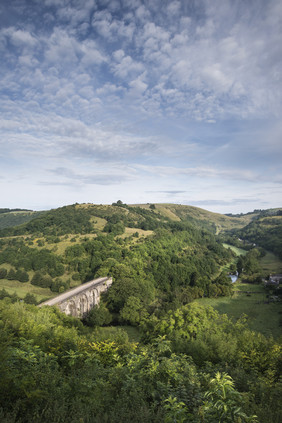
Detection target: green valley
<box><xmin>0</xmin><ymin>202</ymin><xmax>281</xmax><ymax>423</ymax></box>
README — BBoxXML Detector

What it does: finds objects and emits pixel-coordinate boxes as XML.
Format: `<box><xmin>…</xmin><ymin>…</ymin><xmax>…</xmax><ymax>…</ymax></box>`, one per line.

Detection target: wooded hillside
<box><xmin>0</xmin><ymin>202</ymin><xmax>281</xmax><ymax>422</ymax></box>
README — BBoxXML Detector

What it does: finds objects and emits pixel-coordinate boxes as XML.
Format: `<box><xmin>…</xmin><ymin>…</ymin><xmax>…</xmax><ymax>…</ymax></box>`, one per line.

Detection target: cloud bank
<box><xmin>0</xmin><ymin>0</ymin><xmax>281</xmax><ymax>213</ymax></box>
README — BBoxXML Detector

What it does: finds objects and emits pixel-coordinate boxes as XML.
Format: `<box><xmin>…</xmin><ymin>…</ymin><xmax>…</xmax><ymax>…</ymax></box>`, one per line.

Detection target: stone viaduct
<box><xmin>39</xmin><ymin>277</ymin><xmax>112</xmax><ymax>318</ymax></box>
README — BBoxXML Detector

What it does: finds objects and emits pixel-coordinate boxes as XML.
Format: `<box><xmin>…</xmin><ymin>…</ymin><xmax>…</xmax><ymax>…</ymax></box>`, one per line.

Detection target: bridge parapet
<box><xmin>38</xmin><ymin>277</ymin><xmax>112</xmax><ymax>318</ymax></box>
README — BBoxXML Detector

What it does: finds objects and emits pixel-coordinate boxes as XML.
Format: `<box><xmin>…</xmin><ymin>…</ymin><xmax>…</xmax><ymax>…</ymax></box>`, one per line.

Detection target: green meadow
<box><xmin>0</xmin><ymin>278</ymin><xmax>52</xmax><ymax>301</ymax></box>
<box><xmin>196</xmin><ymin>281</ymin><xmax>282</xmax><ymax>339</ymax></box>
<box><xmin>223</xmin><ymin>243</ymin><xmax>248</xmax><ymax>256</ymax></box>
<box><xmin>260</xmin><ymin>250</ymin><xmax>282</xmax><ymax>274</ymax></box>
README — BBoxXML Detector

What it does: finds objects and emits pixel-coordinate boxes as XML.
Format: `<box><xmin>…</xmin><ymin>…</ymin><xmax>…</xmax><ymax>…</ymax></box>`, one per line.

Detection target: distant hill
<box><xmin>0</xmin><ymin>208</ymin><xmax>32</xmax><ymax>214</ymax></box>
<box><xmin>134</xmin><ymin>203</ymin><xmax>258</xmax><ymax>234</ymax></box>
<box><xmin>232</xmin><ymin>209</ymin><xmax>282</xmax><ymax>259</ymax></box>
<box><xmin>0</xmin><ymin>202</ymin><xmax>275</xmax><ymax>236</ymax></box>
<box><xmin>0</xmin><ymin>209</ymin><xmax>44</xmax><ymax>230</ymax></box>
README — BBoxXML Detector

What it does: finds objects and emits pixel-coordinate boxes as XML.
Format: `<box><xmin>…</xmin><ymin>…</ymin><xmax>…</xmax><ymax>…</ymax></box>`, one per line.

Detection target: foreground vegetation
<box><xmin>0</xmin><ymin>300</ymin><xmax>281</xmax><ymax>423</ymax></box>
<box><xmin>0</xmin><ymin>202</ymin><xmax>281</xmax><ymax>422</ymax></box>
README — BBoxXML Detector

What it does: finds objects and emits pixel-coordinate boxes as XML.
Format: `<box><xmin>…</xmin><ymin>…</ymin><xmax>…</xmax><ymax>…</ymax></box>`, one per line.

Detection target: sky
<box><xmin>0</xmin><ymin>0</ymin><xmax>282</xmax><ymax>214</ymax></box>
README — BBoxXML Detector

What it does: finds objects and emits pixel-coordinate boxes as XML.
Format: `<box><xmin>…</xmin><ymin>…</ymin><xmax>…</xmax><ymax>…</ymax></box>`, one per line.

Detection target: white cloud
<box><xmin>111</xmin><ymin>53</ymin><xmax>144</xmax><ymax>78</ymax></box>
<box><xmin>10</xmin><ymin>29</ymin><xmax>38</xmax><ymax>48</ymax></box>
<box><xmin>135</xmin><ymin>164</ymin><xmax>259</xmax><ymax>183</ymax></box>
<box><xmin>0</xmin><ymin>0</ymin><xmax>281</xmax><ymax>212</ymax></box>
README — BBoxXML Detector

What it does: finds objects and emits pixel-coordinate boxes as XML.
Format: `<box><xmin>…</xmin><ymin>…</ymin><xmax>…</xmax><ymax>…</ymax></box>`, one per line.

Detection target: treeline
<box><xmin>0</xmin><ymin>300</ymin><xmax>280</xmax><ymax>422</ymax></box>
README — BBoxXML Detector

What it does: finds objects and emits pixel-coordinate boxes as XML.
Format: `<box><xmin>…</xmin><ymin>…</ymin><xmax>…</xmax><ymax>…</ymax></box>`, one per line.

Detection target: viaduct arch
<box><xmin>39</xmin><ymin>277</ymin><xmax>112</xmax><ymax>318</ymax></box>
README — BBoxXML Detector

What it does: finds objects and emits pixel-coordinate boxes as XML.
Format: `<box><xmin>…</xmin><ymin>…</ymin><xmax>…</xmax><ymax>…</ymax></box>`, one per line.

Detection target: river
<box><xmin>229</xmin><ymin>274</ymin><xmax>238</xmax><ymax>283</ymax></box>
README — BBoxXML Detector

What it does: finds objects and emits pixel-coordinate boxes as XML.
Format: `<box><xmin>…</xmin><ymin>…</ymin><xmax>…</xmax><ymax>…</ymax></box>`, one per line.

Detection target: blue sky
<box><xmin>1</xmin><ymin>0</ymin><xmax>281</xmax><ymax>214</ymax></box>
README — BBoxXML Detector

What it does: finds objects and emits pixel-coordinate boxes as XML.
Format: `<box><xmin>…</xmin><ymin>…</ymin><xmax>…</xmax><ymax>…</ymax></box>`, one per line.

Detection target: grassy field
<box><xmin>195</xmin><ymin>282</ymin><xmax>282</xmax><ymax>339</ymax></box>
<box><xmin>122</xmin><ymin>227</ymin><xmax>154</xmax><ymax>239</ymax></box>
<box><xmin>260</xmin><ymin>250</ymin><xmax>282</xmax><ymax>274</ymax></box>
<box><xmin>223</xmin><ymin>243</ymin><xmax>248</xmax><ymax>256</ymax></box>
<box><xmin>0</xmin><ymin>278</ymin><xmax>52</xmax><ymax>301</ymax></box>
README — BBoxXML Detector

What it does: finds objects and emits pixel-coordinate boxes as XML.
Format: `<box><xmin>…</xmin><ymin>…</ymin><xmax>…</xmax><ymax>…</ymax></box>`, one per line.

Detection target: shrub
<box><xmin>0</xmin><ymin>268</ymin><xmax>7</xmax><ymax>279</ymax></box>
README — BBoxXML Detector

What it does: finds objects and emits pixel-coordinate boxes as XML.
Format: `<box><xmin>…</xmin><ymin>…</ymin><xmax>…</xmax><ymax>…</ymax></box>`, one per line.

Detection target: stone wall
<box><xmin>39</xmin><ymin>277</ymin><xmax>112</xmax><ymax>318</ymax></box>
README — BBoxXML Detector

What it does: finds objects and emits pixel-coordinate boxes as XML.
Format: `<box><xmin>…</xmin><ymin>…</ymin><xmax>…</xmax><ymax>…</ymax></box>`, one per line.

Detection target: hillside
<box><xmin>0</xmin><ymin>202</ymin><xmax>281</xmax><ymax>305</ymax></box>
<box><xmin>0</xmin><ymin>202</ymin><xmax>238</xmax><ymax>304</ymax></box>
<box><xmin>231</xmin><ymin>209</ymin><xmax>282</xmax><ymax>259</ymax></box>
<box><xmin>0</xmin><ymin>209</ymin><xmax>43</xmax><ymax>229</ymax></box>
<box><xmin>134</xmin><ymin>203</ymin><xmax>258</xmax><ymax>233</ymax></box>
<box><xmin>0</xmin><ymin>202</ymin><xmax>281</xmax><ymax>423</ymax></box>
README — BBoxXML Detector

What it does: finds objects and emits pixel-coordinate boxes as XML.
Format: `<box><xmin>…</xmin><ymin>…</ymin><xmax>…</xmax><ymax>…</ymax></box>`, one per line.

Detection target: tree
<box><xmin>0</xmin><ymin>268</ymin><xmax>7</xmax><ymax>279</ymax></box>
<box><xmin>120</xmin><ymin>296</ymin><xmax>149</xmax><ymax>326</ymax></box>
<box><xmin>31</xmin><ymin>271</ymin><xmax>52</xmax><ymax>288</ymax></box>
<box><xmin>104</xmin><ymin>222</ymin><xmax>125</xmax><ymax>235</ymax></box>
<box><xmin>15</xmin><ymin>269</ymin><xmax>29</xmax><ymax>283</ymax></box>
<box><xmin>23</xmin><ymin>293</ymin><xmax>37</xmax><ymax>305</ymax></box>
<box><xmin>83</xmin><ymin>302</ymin><xmax>112</xmax><ymax>327</ymax></box>
<box><xmin>7</xmin><ymin>268</ymin><xmax>16</xmax><ymax>280</ymax></box>
<box><xmin>201</xmin><ymin>372</ymin><xmax>258</xmax><ymax>422</ymax></box>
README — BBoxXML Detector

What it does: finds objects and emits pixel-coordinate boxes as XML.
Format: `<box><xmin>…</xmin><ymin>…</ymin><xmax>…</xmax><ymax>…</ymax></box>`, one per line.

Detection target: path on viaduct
<box><xmin>39</xmin><ymin>277</ymin><xmax>112</xmax><ymax>318</ymax></box>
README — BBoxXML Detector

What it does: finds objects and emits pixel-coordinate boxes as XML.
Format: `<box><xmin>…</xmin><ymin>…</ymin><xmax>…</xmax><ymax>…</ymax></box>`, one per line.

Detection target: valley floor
<box><xmin>196</xmin><ymin>281</ymin><xmax>282</xmax><ymax>339</ymax></box>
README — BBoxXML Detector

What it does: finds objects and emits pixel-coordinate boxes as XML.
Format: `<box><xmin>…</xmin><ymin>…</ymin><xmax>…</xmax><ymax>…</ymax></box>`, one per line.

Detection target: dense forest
<box><xmin>0</xmin><ymin>203</ymin><xmax>281</xmax><ymax>422</ymax></box>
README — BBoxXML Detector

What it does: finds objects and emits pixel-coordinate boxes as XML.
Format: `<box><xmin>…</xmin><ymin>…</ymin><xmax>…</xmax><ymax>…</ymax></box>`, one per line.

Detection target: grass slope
<box><xmin>135</xmin><ymin>203</ymin><xmax>258</xmax><ymax>233</ymax></box>
<box><xmin>260</xmin><ymin>250</ymin><xmax>282</xmax><ymax>274</ymax></box>
<box><xmin>196</xmin><ymin>282</ymin><xmax>282</xmax><ymax>338</ymax></box>
<box><xmin>223</xmin><ymin>243</ymin><xmax>248</xmax><ymax>256</ymax></box>
<box><xmin>0</xmin><ymin>278</ymin><xmax>52</xmax><ymax>301</ymax></box>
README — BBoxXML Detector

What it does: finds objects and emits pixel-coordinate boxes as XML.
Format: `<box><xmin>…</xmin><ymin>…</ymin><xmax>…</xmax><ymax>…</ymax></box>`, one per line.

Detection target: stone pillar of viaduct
<box><xmin>39</xmin><ymin>277</ymin><xmax>112</xmax><ymax>318</ymax></box>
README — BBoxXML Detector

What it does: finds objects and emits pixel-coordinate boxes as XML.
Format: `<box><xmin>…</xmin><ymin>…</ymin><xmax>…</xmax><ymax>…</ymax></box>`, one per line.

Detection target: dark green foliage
<box><xmin>0</xmin><ymin>205</ymin><xmax>92</xmax><ymax>237</ymax></box>
<box><xmin>65</xmin><ymin>244</ymin><xmax>84</xmax><ymax>259</ymax></box>
<box><xmin>0</xmin><ymin>245</ymin><xmax>64</xmax><ymax>277</ymax></box>
<box><xmin>0</xmin><ymin>289</ymin><xmax>19</xmax><ymax>302</ymax></box>
<box><xmin>50</xmin><ymin>278</ymin><xmax>70</xmax><ymax>293</ymax></box>
<box><xmin>104</xmin><ymin>221</ymin><xmax>125</xmax><ymax>235</ymax></box>
<box><xmin>83</xmin><ymin>302</ymin><xmax>112</xmax><ymax>327</ymax></box>
<box><xmin>0</xmin><ymin>301</ymin><xmax>280</xmax><ymax>422</ymax></box>
<box><xmin>0</xmin><ymin>268</ymin><xmax>7</xmax><ymax>279</ymax></box>
<box><xmin>23</xmin><ymin>293</ymin><xmax>37</xmax><ymax>304</ymax></box>
<box><xmin>31</xmin><ymin>272</ymin><xmax>52</xmax><ymax>288</ymax></box>
<box><xmin>236</xmin><ymin>248</ymin><xmax>262</xmax><ymax>277</ymax></box>
<box><xmin>0</xmin><ymin>203</ymin><xmax>281</xmax><ymax>421</ymax></box>
<box><xmin>15</xmin><ymin>269</ymin><xmax>29</xmax><ymax>283</ymax></box>
<box><xmin>7</xmin><ymin>268</ymin><xmax>16</xmax><ymax>280</ymax></box>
